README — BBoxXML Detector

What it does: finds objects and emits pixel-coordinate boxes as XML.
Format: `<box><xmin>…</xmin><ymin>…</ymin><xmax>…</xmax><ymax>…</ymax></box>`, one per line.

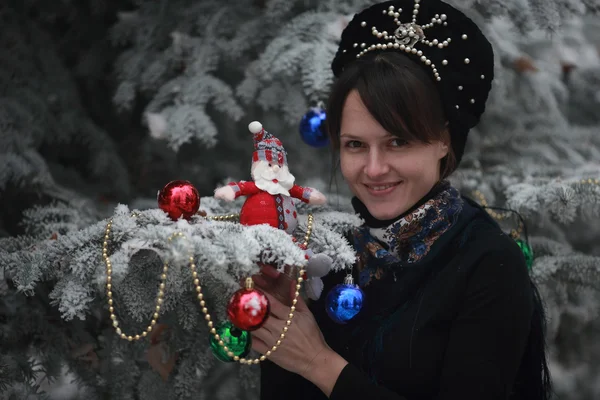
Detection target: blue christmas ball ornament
<box><xmin>299</xmin><ymin>107</ymin><xmax>328</xmax><ymax>147</ymax></box>
<box><xmin>326</xmin><ymin>275</ymin><xmax>364</xmax><ymax>324</ymax></box>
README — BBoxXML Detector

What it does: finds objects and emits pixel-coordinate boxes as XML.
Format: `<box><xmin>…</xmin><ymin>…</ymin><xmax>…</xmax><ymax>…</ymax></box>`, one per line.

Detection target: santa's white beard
<box><xmin>252</xmin><ymin>162</ymin><xmax>295</xmax><ymax>196</ymax></box>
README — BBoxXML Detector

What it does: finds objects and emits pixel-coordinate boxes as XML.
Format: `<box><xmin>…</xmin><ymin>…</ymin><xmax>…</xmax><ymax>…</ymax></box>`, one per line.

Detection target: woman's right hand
<box><xmin>251</xmin><ymin>264</ymin><xmax>297</xmax><ymax>306</ymax></box>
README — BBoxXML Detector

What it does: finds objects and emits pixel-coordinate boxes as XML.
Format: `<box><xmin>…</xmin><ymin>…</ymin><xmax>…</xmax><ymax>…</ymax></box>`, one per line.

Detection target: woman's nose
<box><xmin>364</xmin><ymin>152</ymin><xmax>389</xmax><ymax>178</ymax></box>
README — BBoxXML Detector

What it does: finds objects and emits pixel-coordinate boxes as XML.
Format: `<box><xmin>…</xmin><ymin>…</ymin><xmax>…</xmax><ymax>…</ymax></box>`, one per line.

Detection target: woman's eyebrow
<box><xmin>340</xmin><ymin>133</ymin><xmax>395</xmax><ymax>139</ymax></box>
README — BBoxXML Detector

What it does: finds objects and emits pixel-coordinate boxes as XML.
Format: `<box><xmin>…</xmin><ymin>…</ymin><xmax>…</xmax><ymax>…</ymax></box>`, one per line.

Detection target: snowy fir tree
<box><xmin>1</xmin><ymin>0</ymin><xmax>599</xmax><ymax>399</ymax></box>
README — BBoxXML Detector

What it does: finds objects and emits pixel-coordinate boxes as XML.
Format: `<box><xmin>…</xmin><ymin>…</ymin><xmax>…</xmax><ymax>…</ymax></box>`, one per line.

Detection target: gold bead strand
<box><xmin>103</xmin><ymin>218</ymin><xmax>172</xmax><ymax>341</ymax></box>
<box><xmin>580</xmin><ymin>178</ymin><xmax>600</xmax><ymax>186</ymax></box>
<box><xmin>205</xmin><ymin>213</ymin><xmax>240</xmax><ymax>222</ymax></box>
<box><xmin>303</xmin><ymin>213</ymin><xmax>314</xmax><ymax>247</ymax></box>
<box><xmin>472</xmin><ymin>190</ymin><xmax>525</xmax><ymax>239</ymax></box>
<box><xmin>509</xmin><ymin>224</ymin><xmax>524</xmax><ymax>240</ymax></box>
<box><xmin>192</xmin><ymin>213</ymin><xmax>314</xmax><ymax>365</ymax></box>
<box><xmin>472</xmin><ymin>189</ymin><xmax>512</xmax><ymax>220</ymax></box>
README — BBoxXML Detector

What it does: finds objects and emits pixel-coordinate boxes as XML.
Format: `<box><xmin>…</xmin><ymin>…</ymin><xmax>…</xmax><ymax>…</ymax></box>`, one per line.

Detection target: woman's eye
<box><xmin>390</xmin><ymin>139</ymin><xmax>408</xmax><ymax>147</ymax></box>
<box><xmin>344</xmin><ymin>140</ymin><xmax>362</xmax><ymax>148</ymax></box>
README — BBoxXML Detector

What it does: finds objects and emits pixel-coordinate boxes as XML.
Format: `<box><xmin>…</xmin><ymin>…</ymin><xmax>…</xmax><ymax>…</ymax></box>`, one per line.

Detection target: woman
<box><xmin>251</xmin><ymin>1</ymin><xmax>552</xmax><ymax>399</ymax></box>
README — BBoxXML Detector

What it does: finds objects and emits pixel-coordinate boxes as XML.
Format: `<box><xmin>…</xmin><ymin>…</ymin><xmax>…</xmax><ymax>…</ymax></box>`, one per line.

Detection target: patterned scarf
<box><xmin>351</xmin><ymin>182</ymin><xmax>464</xmax><ymax>288</ymax></box>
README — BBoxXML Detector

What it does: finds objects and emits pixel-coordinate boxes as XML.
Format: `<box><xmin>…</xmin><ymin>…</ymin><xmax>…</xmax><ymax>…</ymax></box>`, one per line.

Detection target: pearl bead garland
<box><xmin>103</xmin><ymin>213</ymin><xmax>163</xmax><ymax>342</ymax></box>
<box><xmin>472</xmin><ymin>190</ymin><xmax>525</xmax><ymax>239</ymax></box>
<box><xmin>102</xmin><ymin>212</ymin><xmax>314</xmax><ymax>365</ymax></box>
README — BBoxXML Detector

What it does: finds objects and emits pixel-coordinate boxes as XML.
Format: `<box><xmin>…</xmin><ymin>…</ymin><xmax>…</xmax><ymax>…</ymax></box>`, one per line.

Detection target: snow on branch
<box><xmin>1</xmin><ymin>202</ymin><xmax>355</xmax><ymax>323</ymax></box>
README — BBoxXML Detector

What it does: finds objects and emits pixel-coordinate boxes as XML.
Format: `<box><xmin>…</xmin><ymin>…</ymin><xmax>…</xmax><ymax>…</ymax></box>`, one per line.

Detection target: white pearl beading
<box><xmin>353</xmin><ymin>0</ymin><xmax>469</xmax><ymax>86</ymax></box>
<box><xmin>350</xmin><ymin>1</ymin><xmax>478</xmax><ymax>110</ymax></box>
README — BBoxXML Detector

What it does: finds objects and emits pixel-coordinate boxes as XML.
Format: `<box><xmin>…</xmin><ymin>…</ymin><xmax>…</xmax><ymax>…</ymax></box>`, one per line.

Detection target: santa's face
<box><xmin>252</xmin><ymin>160</ymin><xmax>295</xmax><ymax>196</ymax></box>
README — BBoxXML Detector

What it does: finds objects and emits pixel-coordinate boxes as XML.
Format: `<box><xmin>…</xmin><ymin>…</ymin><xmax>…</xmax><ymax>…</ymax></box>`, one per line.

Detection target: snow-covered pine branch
<box><xmin>0</xmin><ymin>196</ymin><xmax>357</xmax><ymax>397</ymax></box>
<box><xmin>236</xmin><ymin>10</ymin><xmax>343</xmax><ymax>124</ymax></box>
<box><xmin>110</xmin><ymin>1</ymin><xmax>249</xmax><ymax>151</ymax></box>
<box><xmin>2</xmin><ymin>199</ymin><xmax>356</xmax><ymax>322</ymax></box>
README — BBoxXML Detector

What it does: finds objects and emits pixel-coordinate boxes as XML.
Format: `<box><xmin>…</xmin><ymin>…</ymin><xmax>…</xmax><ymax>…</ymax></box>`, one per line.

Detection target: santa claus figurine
<box><xmin>214</xmin><ymin>121</ymin><xmax>327</xmax><ymax>233</ymax></box>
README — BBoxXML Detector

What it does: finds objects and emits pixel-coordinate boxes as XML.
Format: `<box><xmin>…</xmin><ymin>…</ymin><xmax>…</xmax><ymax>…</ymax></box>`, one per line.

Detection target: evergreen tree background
<box><xmin>1</xmin><ymin>0</ymin><xmax>599</xmax><ymax>398</ymax></box>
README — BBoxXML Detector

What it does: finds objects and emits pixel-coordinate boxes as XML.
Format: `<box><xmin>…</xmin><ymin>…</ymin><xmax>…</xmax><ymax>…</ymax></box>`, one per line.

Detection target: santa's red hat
<box><xmin>249</xmin><ymin>121</ymin><xmax>288</xmax><ymax>167</ymax></box>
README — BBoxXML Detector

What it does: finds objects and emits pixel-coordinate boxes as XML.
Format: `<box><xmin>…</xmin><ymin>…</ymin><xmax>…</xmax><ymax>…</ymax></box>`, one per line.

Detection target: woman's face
<box><xmin>339</xmin><ymin>90</ymin><xmax>448</xmax><ymax>220</ymax></box>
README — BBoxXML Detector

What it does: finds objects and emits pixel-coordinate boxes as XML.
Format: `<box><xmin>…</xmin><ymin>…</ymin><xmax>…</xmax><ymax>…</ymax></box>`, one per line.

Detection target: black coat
<box><xmin>260</xmin><ymin>197</ymin><xmax>539</xmax><ymax>400</ymax></box>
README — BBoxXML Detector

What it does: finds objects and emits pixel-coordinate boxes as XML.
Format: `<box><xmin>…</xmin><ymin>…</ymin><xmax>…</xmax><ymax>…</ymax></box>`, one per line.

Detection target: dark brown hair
<box><xmin>326</xmin><ymin>51</ymin><xmax>456</xmax><ymax>179</ymax></box>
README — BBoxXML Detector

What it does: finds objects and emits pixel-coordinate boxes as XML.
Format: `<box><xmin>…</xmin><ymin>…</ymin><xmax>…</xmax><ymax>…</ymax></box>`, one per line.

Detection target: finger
<box><xmin>260</xmin><ymin>264</ymin><xmax>281</xmax><ymax>279</ymax></box>
<box><xmin>251</xmin><ymin>334</ymin><xmax>269</xmax><ymax>355</ymax></box>
<box><xmin>264</xmin><ymin>292</ymin><xmax>291</xmax><ymax>320</ymax></box>
<box><xmin>251</xmin><ymin>274</ymin><xmax>273</xmax><ymax>290</ymax></box>
<box><xmin>294</xmin><ymin>292</ymin><xmax>310</xmax><ymax>312</ymax></box>
<box><xmin>252</xmin><ymin>323</ymin><xmax>285</xmax><ymax>354</ymax></box>
<box><xmin>251</xmin><ymin>326</ymin><xmax>272</xmax><ymax>343</ymax></box>
<box><xmin>261</xmin><ymin>313</ymin><xmax>285</xmax><ymax>335</ymax></box>
<box><xmin>288</xmin><ymin>276</ymin><xmax>297</xmax><ymax>301</ymax></box>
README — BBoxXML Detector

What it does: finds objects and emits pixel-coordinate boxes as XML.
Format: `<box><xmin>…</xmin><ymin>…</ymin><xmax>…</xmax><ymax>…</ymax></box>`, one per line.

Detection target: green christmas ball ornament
<box><xmin>515</xmin><ymin>238</ymin><xmax>534</xmax><ymax>271</ymax></box>
<box><xmin>209</xmin><ymin>321</ymin><xmax>251</xmax><ymax>362</ymax></box>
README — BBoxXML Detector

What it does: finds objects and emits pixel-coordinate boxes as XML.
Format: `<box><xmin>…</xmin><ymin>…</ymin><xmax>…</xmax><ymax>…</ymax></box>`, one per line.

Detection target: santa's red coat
<box><xmin>227</xmin><ymin>181</ymin><xmax>312</xmax><ymax>234</ymax></box>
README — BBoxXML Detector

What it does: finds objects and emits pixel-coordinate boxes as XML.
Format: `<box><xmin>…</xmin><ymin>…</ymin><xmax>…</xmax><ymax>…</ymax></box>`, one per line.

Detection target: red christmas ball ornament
<box><xmin>227</xmin><ymin>278</ymin><xmax>270</xmax><ymax>331</ymax></box>
<box><xmin>157</xmin><ymin>180</ymin><xmax>200</xmax><ymax>220</ymax></box>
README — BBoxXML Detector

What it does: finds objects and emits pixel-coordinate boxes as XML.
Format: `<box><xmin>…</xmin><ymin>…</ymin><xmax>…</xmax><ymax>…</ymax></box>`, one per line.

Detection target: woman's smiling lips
<box><xmin>364</xmin><ymin>181</ymin><xmax>403</xmax><ymax>196</ymax></box>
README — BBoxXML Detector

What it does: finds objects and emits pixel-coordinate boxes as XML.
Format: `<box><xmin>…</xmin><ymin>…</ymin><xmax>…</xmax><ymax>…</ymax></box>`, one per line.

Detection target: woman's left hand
<box><xmin>251</xmin><ymin>290</ymin><xmax>329</xmax><ymax>377</ymax></box>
